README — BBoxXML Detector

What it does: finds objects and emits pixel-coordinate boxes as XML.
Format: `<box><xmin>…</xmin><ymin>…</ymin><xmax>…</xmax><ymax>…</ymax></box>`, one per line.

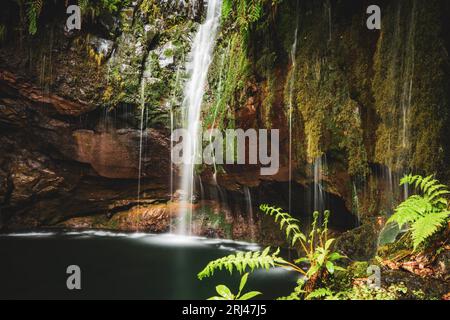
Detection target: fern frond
<box><xmin>411</xmin><ymin>211</ymin><xmax>450</xmax><ymax>250</ymax></box>
<box><xmin>35</xmin><ymin>0</ymin><xmax>43</xmax><ymax>14</ymax></box>
<box><xmin>428</xmin><ymin>189</ymin><xmax>450</xmax><ymax>205</ymax></box>
<box><xmin>392</xmin><ymin>174</ymin><xmax>450</xmax><ymax>251</ymax></box>
<box><xmin>259</xmin><ymin>204</ymin><xmax>305</xmax><ymax>246</ymax></box>
<box><xmin>26</xmin><ymin>2</ymin><xmax>37</xmax><ymax>35</ymax></box>
<box><xmin>306</xmin><ymin>288</ymin><xmax>333</xmax><ymax>300</ymax></box>
<box><xmin>277</xmin><ymin>279</ymin><xmax>306</xmax><ymax>300</ymax></box>
<box><xmin>387</xmin><ymin>196</ymin><xmax>429</xmax><ymax>228</ymax></box>
<box><xmin>198</xmin><ymin>247</ymin><xmax>281</xmax><ymax>280</ymax></box>
<box><xmin>401</xmin><ymin>174</ymin><xmax>449</xmax><ymax>206</ymax></box>
<box><xmin>419</xmin><ymin>175</ymin><xmax>434</xmax><ymax>193</ymax></box>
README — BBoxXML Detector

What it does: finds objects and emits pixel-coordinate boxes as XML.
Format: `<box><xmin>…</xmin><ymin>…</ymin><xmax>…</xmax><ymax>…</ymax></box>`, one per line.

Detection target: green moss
<box><xmin>204</xmin><ymin>33</ymin><xmax>250</xmax><ymax>131</ymax></box>
<box><xmin>193</xmin><ymin>205</ymin><xmax>232</xmax><ymax>238</ymax></box>
<box><xmin>288</xmin><ymin>2</ymin><xmax>371</xmax><ymax>176</ymax></box>
<box><xmin>99</xmin><ymin>1</ymin><xmax>194</xmax><ymax>129</ymax></box>
<box><xmin>373</xmin><ymin>1</ymin><xmax>449</xmax><ymax>176</ymax></box>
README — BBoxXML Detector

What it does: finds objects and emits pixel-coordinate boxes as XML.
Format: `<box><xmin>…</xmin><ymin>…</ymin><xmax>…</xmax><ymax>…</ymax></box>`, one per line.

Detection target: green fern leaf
<box><xmin>412</xmin><ymin>211</ymin><xmax>450</xmax><ymax>250</ymax></box>
<box><xmin>198</xmin><ymin>247</ymin><xmax>282</xmax><ymax>280</ymax></box>
<box><xmin>419</xmin><ymin>175</ymin><xmax>434</xmax><ymax>192</ymax></box>
<box><xmin>306</xmin><ymin>288</ymin><xmax>333</xmax><ymax>300</ymax></box>
<box><xmin>411</xmin><ymin>211</ymin><xmax>449</xmax><ymax>250</ymax></box>
<box><xmin>428</xmin><ymin>189</ymin><xmax>450</xmax><ymax>204</ymax></box>
<box><xmin>388</xmin><ymin>198</ymin><xmax>425</xmax><ymax>228</ymax></box>
<box><xmin>259</xmin><ymin>204</ymin><xmax>306</xmax><ymax>247</ymax></box>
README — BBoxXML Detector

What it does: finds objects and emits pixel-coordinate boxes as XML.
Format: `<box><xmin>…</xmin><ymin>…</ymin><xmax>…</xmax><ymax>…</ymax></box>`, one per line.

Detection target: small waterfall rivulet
<box><xmin>176</xmin><ymin>0</ymin><xmax>222</xmax><ymax>235</ymax></box>
<box><xmin>313</xmin><ymin>155</ymin><xmax>327</xmax><ymax>213</ymax></box>
<box><xmin>288</xmin><ymin>0</ymin><xmax>300</xmax><ymax>215</ymax></box>
<box><xmin>209</xmin><ymin>40</ymin><xmax>230</xmax><ymax>182</ymax></box>
<box><xmin>326</xmin><ymin>0</ymin><xmax>332</xmax><ymax>43</ymax></box>
<box><xmin>399</xmin><ymin>0</ymin><xmax>416</xmax><ymax>201</ymax></box>
<box><xmin>352</xmin><ymin>181</ymin><xmax>361</xmax><ymax>224</ymax></box>
<box><xmin>244</xmin><ymin>187</ymin><xmax>255</xmax><ymax>242</ymax></box>
<box><xmin>137</xmin><ymin>79</ymin><xmax>146</xmax><ymax>207</ymax></box>
<box><xmin>376</xmin><ymin>0</ymin><xmax>417</xmax><ymax>209</ymax></box>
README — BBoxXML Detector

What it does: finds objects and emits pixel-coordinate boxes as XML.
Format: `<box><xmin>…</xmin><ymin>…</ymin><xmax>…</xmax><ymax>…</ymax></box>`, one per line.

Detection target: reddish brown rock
<box><xmin>72</xmin><ymin>128</ymin><xmax>171</xmax><ymax>180</ymax></box>
<box><xmin>0</xmin><ymin>71</ymin><xmax>94</xmax><ymax>117</ymax></box>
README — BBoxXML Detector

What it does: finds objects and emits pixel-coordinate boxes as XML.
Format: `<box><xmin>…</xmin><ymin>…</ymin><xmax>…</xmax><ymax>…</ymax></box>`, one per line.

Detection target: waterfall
<box><xmin>169</xmin><ymin>66</ymin><xmax>182</xmax><ymax>232</ymax></box>
<box><xmin>288</xmin><ymin>0</ymin><xmax>299</xmax><ymax>215</ymax></box>
<box><xmin>177</xmin><ymin>0</ymin><xmax>222</xmax><ymax>235</ymax></box>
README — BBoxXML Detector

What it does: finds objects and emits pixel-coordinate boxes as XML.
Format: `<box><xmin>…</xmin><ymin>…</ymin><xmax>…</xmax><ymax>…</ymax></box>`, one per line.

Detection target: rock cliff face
<box><xmin>0</xmin><ymin>0</ymin><xmax>181</xmax><ymax>229</ymax></box>
<box><xmin>0</xmin><ymin>0</ymin><xmax>449</xmax><ymax>240</ymax></box>
<box><xmin>203</xmin><ymin>0</ymin><xmax>450</xmax><ymax>220</ymax></box>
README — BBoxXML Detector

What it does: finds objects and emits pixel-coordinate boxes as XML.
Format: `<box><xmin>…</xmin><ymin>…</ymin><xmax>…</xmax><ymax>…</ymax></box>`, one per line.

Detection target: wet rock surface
<box><xmin>0</xmin><ymin>1</ymin><xmax>193</xmax><ymax>230</ymax></box>
<box><xmin>335</xmin><ymin>218</ymin><xmax>384</xmax><ymax>261</ymax></box>
<box><xmin>0</xmin><ymin>72</ymin><xmax>172</xmax><ymax>229</ymax></box>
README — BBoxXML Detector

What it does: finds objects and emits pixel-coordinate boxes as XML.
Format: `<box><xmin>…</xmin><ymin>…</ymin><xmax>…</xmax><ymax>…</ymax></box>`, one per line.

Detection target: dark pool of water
<box><xmin>0</xmin><ymin>231</ymin><xmax>299</xmax><ymax>300</ymax></box>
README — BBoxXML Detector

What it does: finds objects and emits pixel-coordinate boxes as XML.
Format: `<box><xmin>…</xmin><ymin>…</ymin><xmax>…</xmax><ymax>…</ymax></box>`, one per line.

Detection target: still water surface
<box><xmin>0</xmin><ymin>231</ymin><xmax>298</xmax><ymax>299</ymax></box>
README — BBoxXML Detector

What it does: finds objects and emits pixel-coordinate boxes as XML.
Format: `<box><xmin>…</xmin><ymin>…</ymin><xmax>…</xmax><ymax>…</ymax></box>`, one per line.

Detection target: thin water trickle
<box><xmin>137</xmin><ymin>80</ymin><xmax>146</xmax><ymax>207</ymax></box>
<box><xmin>288</xmin><ymin>1</ymin><xmax>299</xmax><ymax>214</ymax></box>
<box><xmin>352</xmin><ymin>182</ymin><xmax>360</xmax><ymax>224</ymax></box>
<box><xmin>244</xmin><ymin>187</ymin><xmax>255</xmax><ymax>242</ymax></box>
<box><xmin>177</xmin><ymin>0</ymin><xmax>222</xmax><ymax>235</ymax></box>
<box><xmin>401</xmin><ymin>0</ymin><xmax>416</xmax><ymax>152</ymax></box>
<box><xmin>327</xmin><ymin>0</ymin><xmax>332</xmax><ymax>43</ymax></box>
<box><xmin>396</xmin><ymin>1</ymin><xmax>415</xmax><ymax>202</ymax></box>
<box><xmin>209</xmin><ymin>40</ymin><xmax>230</xmax><ymax>180</ymax></box>
<box><xmin>313</xmin><ymin>155</ymin><xmax>326</xmax><ymax>213</ymax></box>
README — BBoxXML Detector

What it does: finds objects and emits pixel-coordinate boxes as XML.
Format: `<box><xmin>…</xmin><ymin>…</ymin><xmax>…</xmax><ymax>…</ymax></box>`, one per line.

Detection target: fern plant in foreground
<box><xmin>260</xmin><ymin>205</ymin><xmax>346</xmax><ymax>292</ymax></box>
<box><xmin>198</xmin><ymin>205</ymin><xmax>346</xmax><ymax>300</ymax></box>
<box><xmin>387</xmin><ymin>174</ymin><xmax>450</xmax><ymax>250</ymax></box>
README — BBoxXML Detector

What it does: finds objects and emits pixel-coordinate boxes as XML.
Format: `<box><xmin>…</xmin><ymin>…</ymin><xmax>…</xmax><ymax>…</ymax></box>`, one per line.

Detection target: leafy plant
<box><xmin>336</xmin><ymin>283</ymin><xmax>408</xmax><ymax>300</ymax></box>
<box><xmin>208</xmin><ymin>273</ymin><xmax>262</xmax><ymax>300</ymax></box>
<box><xmin>198</xmin><ymin>247</ymin><xmax>287</xmax><ymax>279</ymax></box>
<box><xmin>22</xmin><ymin>0</ymin><xmax>129</xmax><ymax>36</ymax></box>
<box><xmin>286</xmin><ymin>282</ymin><xmax>409</xmax><ymax>301</ymax></box>
<box><xmin>387</xmin><ymin>174</ymin><xmax>450</xmax><ymax>250</ymax></box>
<box><xmin>78</xmin><ymin>0</ymin><xmax>128</xmax><ymax>18</ymax></box>
<box><xmin>260</xmin><ymin>205</ymin><xmax>346</xmax><ymax>281</ymax></box>
<box><xmin>26</xmin><ymin>0</ymin><xmax>43</xmax><ymax>35</ymax></box>
<box><xmin>198</xmin><ymin>205</ymin><xmax>346</xmax><ymax>300</ymax></box>
<box><xmin>221</xmin><ymin>0</ymin><xmax>282</xmax><ymax>43</ymax></box>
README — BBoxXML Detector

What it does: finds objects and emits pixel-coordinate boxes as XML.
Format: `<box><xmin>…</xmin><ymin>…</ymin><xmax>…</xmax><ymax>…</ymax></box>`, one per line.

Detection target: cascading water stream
<box><xmin>177</xmin><ymin>0</ymin><xmax>222</xmax><ymax>235</ymax></box>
